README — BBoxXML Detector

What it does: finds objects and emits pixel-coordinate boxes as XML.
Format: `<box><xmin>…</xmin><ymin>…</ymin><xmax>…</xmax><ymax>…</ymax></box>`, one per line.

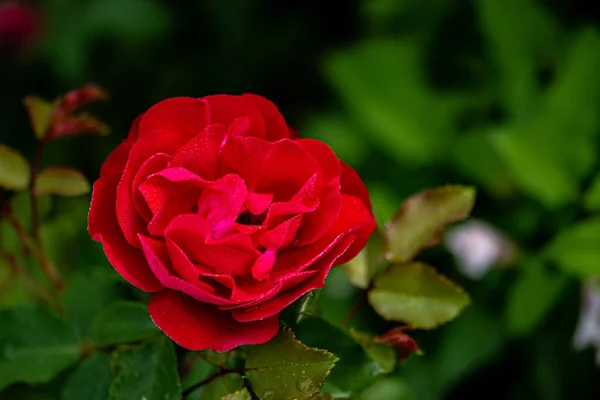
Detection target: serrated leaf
<box><xmin>245</xmin><ymin>327</ymin><xmax>338</xmax><ymax>400</ymax></box>
<box><xmin>0</xmin><ymin>144</ymin><xmax>31</xmax><ymax>191</ymax></box>
<box><xmin>344</xmin><ymin>228</ymin><xmax>386</xmax><ymax>289</ymax></box>
<box><xmin>34</xmin><ymin>167</ymin><xmax>91</xmax><ymax>196</ymax></box>
<box><xmin>109</xmin><ymin>337</ymin><xmax>180</xmax><ymax>400</ymax></box>
<box><xmin>385</xmin><ymin>186</ymin><xmax>475</xmax><ymax>263</ymax></box>
<box><xmin>584</xmin><ymin>172</ymin><xmax>600</xmax><ymax>211</ymax></box>
<box><xmin>23</xmin><ymin>96</ymin><xmax>54</xmax><ymax>139</ymax></box>
<box><xmin>61</xmin><ymin>354</ymin><xmax>112</xmax><ymax>400</ymax></box>
<box><xmin>92</xmin><ymin>301</ymin><xmax>159</xmax><ymax>345</ymax></box>
<box><xmin>543</xmin><ymin>217</ymin><xmax>600</xmax><ymax>276</ymax></box>
<box><xmin>505</xmin><ymin>259</ymin><xmax>567</xmax><ymax>336</ymax></box>
<box><xmin>368</xmin><ymin>263</ymin><xmax>470</xmax><ymax>328</ymax></box>
<box><xmin>292</xmin><ymin>318</ymin><xmax>385</xmax><ymax>392</ymax></box>
<box><xmin>221</xmin><ymin>388</ymin><xmax>251</xmax><ymax>400</ymax></box>
<box><xmin>0</xmin><ymin>306</ymin><xmax>80</xmax><ymax>390</ymax></box>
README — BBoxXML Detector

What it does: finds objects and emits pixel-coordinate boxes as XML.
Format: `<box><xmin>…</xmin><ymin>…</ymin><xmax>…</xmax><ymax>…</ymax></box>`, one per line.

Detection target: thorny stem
<box><xmin>28</xmin><ymin>139</ymin><xmax>64</xmax><ymax>291</ymax></box>
<box><xmin>182</xmin><ymin>368</ymin><xmax>247</xmax><ymax>398</ymax></box>
<box><xmin>0</xmin><ymin>250</ymin><xmax>62</xmax><ymax>311</ymax></box>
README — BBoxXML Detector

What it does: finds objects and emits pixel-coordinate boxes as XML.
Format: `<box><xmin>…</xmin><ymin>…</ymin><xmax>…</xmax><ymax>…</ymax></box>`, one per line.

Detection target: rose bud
<box><xmin>0</xmin><ymin>1</ymin><xmax>37</xmax><ymax>58</ymax></box>
<box><xmin>88</xmin><ymin>95</ymin><xmax>376</xmax><ymax>351</ymax></box>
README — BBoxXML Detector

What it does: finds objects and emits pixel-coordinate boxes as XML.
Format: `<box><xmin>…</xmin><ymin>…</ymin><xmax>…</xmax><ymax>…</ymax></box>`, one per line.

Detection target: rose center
<box><xmin>236</xmin><ymin>210</ymin><xmax>265</xmax><ymax>226</ymax></box>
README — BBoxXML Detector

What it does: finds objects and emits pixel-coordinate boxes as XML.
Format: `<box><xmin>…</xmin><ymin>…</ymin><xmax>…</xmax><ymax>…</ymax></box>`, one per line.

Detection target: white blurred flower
<box><xmin>444</xmin><ymin>219</ymin><xmax>514</xmax><ymax>280</ymax></box>
<box><xmin>573</xmin><ymin>277</ymin><xmax>600</xmax><ymax>365</ymax></box>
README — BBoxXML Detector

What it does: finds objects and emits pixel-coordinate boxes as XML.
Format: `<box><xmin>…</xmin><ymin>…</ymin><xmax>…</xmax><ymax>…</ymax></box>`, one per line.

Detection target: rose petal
<box><xmin>295</xmin><ymin>179</ymin><xmax>342</xmax><ymax>246</ymax></box>
<box><xmin>258</xmin><ymin>215</ymin><xmax>303</xmax><ymax>250</ymax></box>
<box><xmin>245</xmin><ymin>191</ymin><xmax>273</xmax><ymax>215</ymax></box>
<box><xmin>219</xmin><ymin>136</ymin><xmax>321</xmax><ymax>201</ymax></box>
<box><xmin>116</xmin><ymin>129</ymin><xmax>183</xmax><ymax>246</ymax></box>
<box><xmin>139</xmin><ymin>167</ymin><xmax>207</xmax><ymax>236</ymax></box>
<box><xmin>242</xmin><ymin>94</ymin><xmax>290</xmax><ymax>141</ymax></box>
<box><xmin>297</xmin><ymin>138</ymin><xmax>341</xmax><ymax>183</ymax></box>
<box><xmin>132</xmin><ymin>153</ymin><xmax>170</xmax><ymax>221</ymax></box>
<box><xmin>165</xmin><ymin>213</ymin><xmax>260</xmax><ymax>276</ymax></box>
<box><xmin>251</xmin><ymin>249</ymin><xmax>276</xmax><ymax>281</ymax></box>
<box><xmin>197</xmin><ymin>174</ymin><xmax>247</xmax><ymax>238</ymax></box>
<box><xmin>232</xmin><ymin>235</ymin><xmax>355</xmax><ymax>322</ymax></box>
<box><xmin>139</xmin><ymin>234</ymin><xmax>233</xmax><ymax>305</ymax></box>
<box><xmin>138</xmin><ymin>97</ymin><xmax>208</xmax><ymax>141</ymax></box>
<box><xmin>340</xmin><ymin>161</ymin><xmax>372</xmax><ymax>210</ymax></box>
<box><xmin>331</xmin><ymin>194</ymin><xmax>376</xmax><ymax>265</ymax></box>
<box><xmin>149</xmin><ymin>290</ymin><xmax>280</xmax><ymax>351</ymax></box>
<box><xmin>99</xmin><ymin>139</ymin><xmax>133</xmax><ymax>178</ymax></box>
<box><xmin>170</xmin><ymin>124</ymin><xmax>226</xmax><ymax>180</ymax></box>
<box><xmin>204</xmin><ymin>95</ymin><xmax>266</xmax><ymax>139</ymax></box>
<box><xmin>88</xmin><ymin>175</ymin><xmax>163</xmax><ymax>292</ymax></box>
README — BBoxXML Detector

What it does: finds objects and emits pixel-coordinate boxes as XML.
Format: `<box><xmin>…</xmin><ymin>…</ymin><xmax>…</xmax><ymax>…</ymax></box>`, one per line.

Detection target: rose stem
<box><xmin>29</xmin><ymin>139</ymin><xmax>64</xmax><ymax>291</ymax></box>
<box><xmin>0</xmin><ymin>250</ymin><xmax>62</xmax><ymax>311</ymax></box>
<box><xmin>182</xmin><ymin>368</ymin><xmax>247</xmax><ymax>398</ymax></box>
<box><xmin>340</xmin><ymin>293</ymin><xmax>367</xmax><ymax>328</ymax></box>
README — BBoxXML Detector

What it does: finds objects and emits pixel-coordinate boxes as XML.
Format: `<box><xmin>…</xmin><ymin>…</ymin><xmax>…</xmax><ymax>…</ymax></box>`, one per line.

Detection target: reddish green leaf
<box><xmin>0</xmin><ymin>144</ymin><xmax>31</xmax><ymax>191</ymax></box>
<box><xmin>47</xmin><ymin>114</ymin><xmax>110</xmax><ymax>140</ymax></box>
<box><xmin>23</xmin><ymin>96</ymin><xmax>54</xmax><ymax>139</ymax></box>
<box><xmin>34</xmin><ymin>167</ymin><xmax>90</xmax><ymax>196</ymax></box>
<box><xmin>368</xmin><ymin>263</ymin><xmax>470</xmax><ymax>329</ymax></box>
<box><xmin>61</xmin><ymin>84</ymin><xmax>109</xmax><ymax>113</ymax></box>
<box><xmin>385</xmin><ymin>185</ymin><xmax>475</xmax><ymax>263</ymax></box>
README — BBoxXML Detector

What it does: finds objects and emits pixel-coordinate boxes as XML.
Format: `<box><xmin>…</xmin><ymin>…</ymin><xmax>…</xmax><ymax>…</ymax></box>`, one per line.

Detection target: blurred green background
<box><xmin>2</xmin><ymin>0</ymin><xmax>600</xmax><ymax>399</ymax></box>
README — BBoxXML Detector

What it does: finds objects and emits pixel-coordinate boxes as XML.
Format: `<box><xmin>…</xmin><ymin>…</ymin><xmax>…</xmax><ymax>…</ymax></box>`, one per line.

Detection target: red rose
<box><xmin>88</xmin><ymin>95</ymin><xmax>375</xmax><ymax>351</ymax></box>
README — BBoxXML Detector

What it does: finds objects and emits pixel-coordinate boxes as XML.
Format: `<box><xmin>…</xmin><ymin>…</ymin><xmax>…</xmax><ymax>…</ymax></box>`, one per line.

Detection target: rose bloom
<box><xmin>88</xmin><ymin>95</ymin><xmax>375</xmax><ymax>351</ymax></box>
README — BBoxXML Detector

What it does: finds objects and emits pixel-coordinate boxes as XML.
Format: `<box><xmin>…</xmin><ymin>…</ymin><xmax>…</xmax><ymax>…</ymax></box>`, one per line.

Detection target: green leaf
<box><xmin>200</xmin><ymin>374</ymin><xmax>243</xmax><ymax>400</ymax></box>
<box><xmin>543</xmin><ymin>217</ymin><xmax>600</xmax><ymax>276</ymax></box>
<box><xmin>385</xmin><ymin>186</ymin><xmax>475</xmax><ymax>263</ymax></box>
<box><xmin>34</xmin><ymin>167</ymin><xmax>91</xmax><ymax>196</ymax></box>
<box><xmin>92</xmin><ymin>301</ymin><xmax>159</xmax><ymax>345</ymax></box>
<box><xmin>344</xmin><ymin>228</ymin><xmax>386</xmax><ymax>289</ymax></box>
<box><xmin>505</xmin><ymin>259</ymin><xmax>568</xmax><ymax>336</ymax></box>
<box><xmin>221</xmin><ymin>388</ymin><xmax>251</xmax><ymax>400</ymax></box>
<box><xmin>584</xmin><ymin>172</ymin><xmax>600</xmax><ymax>211</ymax></box>
<box><xmin>0</xmin><ymin>144</ymin><xmax>31</xmax><ymax>191</ymax></box>
<box><xmin>368</xmin><ymin>263</ymin><xmax>470</xmax><ymax>328</ymax></box>
<box><xmin>109</xmin><ymin>337</ymin><xmax>180</xmax><ymax>400</ymax></box>
<box><xmin>23</xmin><ymin>96</ymin><xmax>54</xmax><ymax>139</ymax></box>
<box><xmin>62</xmin><ymin>269</ymin><xmax>121</xmax><ymax>339</ymax></box>
<box><xmin>245</xmin><ymin>327</ymin><xmax>338</xmax><ymax>400</ymax></box>
<box><xmin>0</xmin><ymin>306</ymin><xmax>80</xmax><ymax>390</ymax></box>
<box><xmin>292</xmin><ymin>318</ymin><xmax>386</xmax><ymax>392</ymax></box>
<box><xmin>61</xmin><ymin>354</ymin><xmax>112</xmax><ymax>400</ymax></box>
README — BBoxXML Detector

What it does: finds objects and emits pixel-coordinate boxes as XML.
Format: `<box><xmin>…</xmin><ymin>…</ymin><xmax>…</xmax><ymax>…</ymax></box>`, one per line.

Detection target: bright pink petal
<box><xmin>149</xmin><ymin>290</ymin><xmax>280</xmax><ymax>351</ymax></box>
<box><xmin>251</xmin><ymin>249</ymin><xmax>276</xmax><ymax>281</ymax></box>
<box><xmin>197</xmin><ymin>174</ymin><xmax>247</xmax><ymax>237</ymax></box>
<box><xmin>88</xmin><ymin>175</ymin><xmax>163</xmax><ymax>292</ymax></box>
<box><xmin>259</xmin><ymin>215</ymin><xmax>303</xmax><ymax>250</ymax></box>
<box><xmin>242</xmin><ymin>94</ymin><xmax>290</xmax><ymax>141</ymax></box>
<box><xmin>138</xmin><ymin>97</ymin><xmax>208</xmax><ymax>142</ymax></box>
<box><xmin>170</xmin><ymin>124</ymin><xmax>226</xmax><ymax>180</ymax></box>
<box><xmin>232</xmin><ymin>236</ymin><xmax>355</xmax><ymax>322</ymax></box>
<box><xmin>204</xmin><ymin>95</ymin><xmax>266</xmax><ymax>139</ymax></box>
<box><xmin>263</xmin><ymin>174</ymin><xmax>320</xmax><ymax>229</ymax></box>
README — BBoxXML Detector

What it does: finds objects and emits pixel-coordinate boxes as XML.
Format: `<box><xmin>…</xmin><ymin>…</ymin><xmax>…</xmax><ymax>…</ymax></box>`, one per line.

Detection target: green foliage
<box><xmin>34</xmin><ymin>167</ymin><xmax>91</xmax><ymax>196</ymax></box>
<box><xmin>61</xmin><ymin>354</ymin><xmax>112</xmax><ymax>400</ymax></box>
<box><xmin>109</xmin><ymin>337</ymin><xmax>180</xmax><ymax>400</ymax></box>
<box><xmin>0</xmin><ymin>144</ymin><xmax>31</xmax><ymax>191</ymax></box>
<box><xmin>384</xmin><ymin>186</ymin><xmax>475</xmax><ymax>264</ymax></box>
<box><xmin>368</xmin><ymin>263</ymin><xmax>470</xmax><ymax>329</ymax></box>
<box><xmin>246</xmin><ymin>328</ymin><xmax>338</xmax><ymax>399</ymax></box>
<box><xmin>221</xmin><ymin>388</ymin><xmax>251</xmax><ymax>400</ymax></box>
<box><xmin>92</xmin><ymin>301</ymin><xmax>160</xmax><ymax>345</ymax></box>
<box><xmin>0</xmin><ymin>306</ymin><xmax>80</xmax><ymax>390</ymax></box>
<box><xmin>23</xmin><ymin>96</ymin><xmax>54</xmax><ymax>139</ymax></box>
<box><xmin>343</xmin><ymin>229</ymin><xmax>386</xmax><ymax>289</ymax></box>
